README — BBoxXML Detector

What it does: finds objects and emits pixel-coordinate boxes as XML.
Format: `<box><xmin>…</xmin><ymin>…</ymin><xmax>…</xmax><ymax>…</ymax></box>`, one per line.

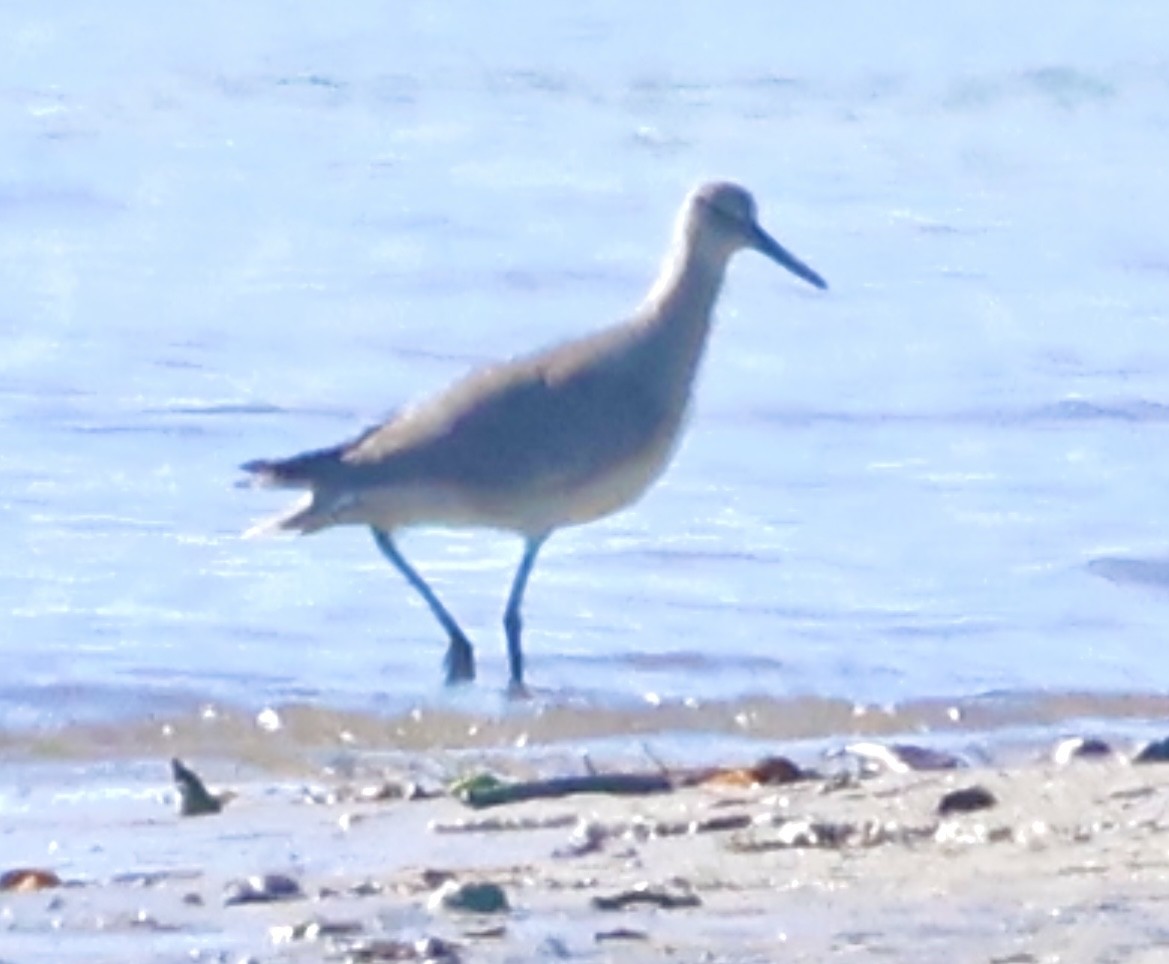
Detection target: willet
<box><xmin>242</xmin><ymin>181</ymin><xmax>827</xmax><ymax>694</ymax></box>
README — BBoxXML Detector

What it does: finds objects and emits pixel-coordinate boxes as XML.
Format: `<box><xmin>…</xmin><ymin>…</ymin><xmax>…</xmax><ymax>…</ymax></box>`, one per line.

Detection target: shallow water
<box><xmin>4</xmin><ymin>1</ymin><xmax>1169</xmax><ymax>758</ymax></box>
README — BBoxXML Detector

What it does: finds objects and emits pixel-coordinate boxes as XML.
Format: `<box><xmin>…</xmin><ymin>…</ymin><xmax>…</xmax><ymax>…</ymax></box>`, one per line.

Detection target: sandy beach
<box><xmin>6</xmin><ymin>733</ymin><xmax>1169</xmax><ymax>963</ymax></box>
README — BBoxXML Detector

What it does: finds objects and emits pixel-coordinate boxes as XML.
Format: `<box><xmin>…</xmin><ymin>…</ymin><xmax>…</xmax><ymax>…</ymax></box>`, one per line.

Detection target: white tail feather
<box><xmin>242</xmin><ymin>493</ymin><xmax>315</xmax><ymax>539</ymax></box>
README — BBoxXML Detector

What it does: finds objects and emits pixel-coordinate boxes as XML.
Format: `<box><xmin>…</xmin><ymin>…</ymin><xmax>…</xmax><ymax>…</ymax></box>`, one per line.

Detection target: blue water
<box><xmin>5</xmin><ymin>1</ymin><xmax>1169</xmax><ymax>741</ymax></box>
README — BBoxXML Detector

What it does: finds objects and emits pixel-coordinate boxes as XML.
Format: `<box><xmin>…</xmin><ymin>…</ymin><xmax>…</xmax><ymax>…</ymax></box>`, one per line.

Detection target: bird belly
<box><xmin>348</xmin><ymin>482</ymin><xmax>499</xmax><ymax>532</ymax></box>
<box><xmin>549</xmin><ymin>428</ymin><xmax>678</xmax><ymax>529</ymax></box>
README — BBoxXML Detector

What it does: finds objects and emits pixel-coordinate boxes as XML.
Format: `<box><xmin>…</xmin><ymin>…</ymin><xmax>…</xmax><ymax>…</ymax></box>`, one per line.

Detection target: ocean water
<box><xmin>4</xmin><ymin>1</ymin><xmax>1169</xmax><ymax>754</ymax></box>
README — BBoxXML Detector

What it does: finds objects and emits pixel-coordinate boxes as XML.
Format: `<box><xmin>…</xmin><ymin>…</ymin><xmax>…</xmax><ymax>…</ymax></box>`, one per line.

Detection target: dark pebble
<box><xmin>1134</xmin><ymin>737</ymin><xmax>1169</xmax><ymax>764</ymax></box>
<box><xmin>751</xmin><ymin>755</ymin><xmax>806</xmax><ymax>784</ymax></box>
<box><xmin>1051</xmin><ymin>736</ymin><xmax>1114</xmax><ymax>764</ymax></box>
<box><xmin>937</xmin><ymin>785</ymin><xmax>997</xmax><ymax>815</ymax></box>
<box><xmin>428</xmin><ymin>879</ymin><xmax>509</xmax><ymax>914</ymax></box>
<box><xmin>596</xmin><ymin>928</ymin><xmax>649</xmax><ymax>942</ymax></box>
<box><xmin>223</xmin><ymin>873</ymin><xmax>303</xmax><ymax>906</ymax></box>
<box><xmin>592</xmin><ymin>883</ymin><xmax>701</xmax><ymax>911</ymax></box>
<box><xmin>349</xmin><ymin>879</ymin><xmax>384</xmax><ymax>897</ymax></box>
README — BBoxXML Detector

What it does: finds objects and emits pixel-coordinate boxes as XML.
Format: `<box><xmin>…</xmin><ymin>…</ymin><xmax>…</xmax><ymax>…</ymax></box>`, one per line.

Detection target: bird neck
<box><xmin>637</xmin><ymin>238</ymin><xmax>731</xmax><ymax>399</ymax></box>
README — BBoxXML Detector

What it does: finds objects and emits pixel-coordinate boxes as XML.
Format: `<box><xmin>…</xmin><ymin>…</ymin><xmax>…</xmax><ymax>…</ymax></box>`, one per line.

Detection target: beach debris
<box><xmin>345</xmin><ymin>879</ymin><xmax>384</xmax><ymax>898</ymax></box>
<box><xmin>449</xmin><ymin>772</ymin><xmax>506</xmax><ymax>799</ymax></box>
<box><xmin>171</xmin><ymin>758</ymin><xmax>226</xmax><ymax>816</ymax></box>
<box><xmin>223</xmin><ymin>873</ymin><xmax>304</xmax><ymax>906</ymax></box>
<box><xmin>549</xmin><ymin>810</ymin><xmax>755</xmax><ymax>853</ymax></box>
<box><xmin>419</xmin><ymin>868</ymin><xmax>457</xmax><ymax>889</ymax></box>
<box><xmin>299</xmin><ymin>785</ymin><xmax>339</xmax><ymax>806</ymax></box>
<box><xmin>726</xmin><ymin>817</ymin><xmax>854</xmax><ymax>852</ymax></box>
<box><xmin>451</xmin><ymin>754</ymin><xmax>808</xmax><ymax>809</ymax></box>
<box><xmin>1109</xmin><ymin>785</ymin><xmax>1156</xmax><ymax>802</ymax></box>
<box><xmin>591</xmin><ymin>881</ymin><xmax>701</xmax><ymax>911</ymax></box>
<box><xmin>817</xmin><ymin>771</ymin><xmax>863</xmax><ymax>793</ymax></box>
<box><xmin>937</xmin><ymin>785</ymin><xmax>997</xmax><ymax>816</ymax></box>
<box><xmin>1051</xmin><ymin>736</ymin><xmax>1114</xmax><ymax>765</ymax></box>
<box><xmin>0</xmin><ymin>867</ymin><xmax>62</xmax><ymax>892</ymax></box>
<box><xmin>256</xmin><ymin>707</ymin><xmax>282</xmax><ymax>732</ymax></box>
<box><xmin>346</xmin><ymin>936</ymin><xmax>461</xmax><ymax>962</ymax></box>
<box><xmin>834</xmin><ymin>742</ymin><xmax>964</xmax><ymax>776</ymax></box>
<box><xmin>772</xmin><ymin>818</ymin><xmax>852</xmax><ymax>847</ymax></box>
<box><xmin>629</xmin><ymin>811</ymin><xmax>756</xmax><ymax>841</ymax></box>
<box><xmin>553</xmin><ymin>818</ymin><xmax>608</xmax><ymax>858</ymax></box>
<box><xmin>456</xmin><ymin>772</ymin><xmax>674</xmax><ymax>809</ymax></box>
<box><xmin>112</xmin><ymin>868</ymin><xmax>202</xmax><ymax>888</ymax></box>
<box><xmin>310</xmin><ymin>779</ymin><xmax>433</xmax><ymax>806</ymax></box>
<box><xmin>430</xmin><ymin>813</ymin><xmax>576</xmax><ymax>834</ymax></box>
<box><xmin>427</xmin><ymin>879</ymin><xmax>510</xmax><ymax>915</ymax></box>
<box><xmin>270</xmin><ymin>918</ymin><xmax>364</xmax><ymax>943</ymax></box>
<box><xmin>595</xmin><ymin>927</ymin><xmax>650</xmax><ymax>942</ymax></box>
<box><xmin>682</xmin><ymin>812</ymin><xmax>754</xmax><ymax>835</ymax></box>
<box><xmin>338</xmin><ymin>811</ymin><xmax>366</xmax><ymax>831</ymax></box>
<box><xmin>695</xmin><ymin>755</ymin><xmax>804</xmax><ymax>787</ymax></box>
<box><xmin>187</xmin><ymin>952</ymin><xmax>257</xmax><ymax>964</ymax></box>
<box><xmin>1133</xmin><ymin>737</ymin><xmax>1169</xmax><ymax>764</ymax></box>
<box><xmin>727</xmin><ymin>817</ymin><xmax>930</xmax><ymax>853</ymax></box>
<box><xmin>124</xmin><ymin>909</ymin><xmax>182</xmax><ymax>932</ymax></box>
<box><xmin>934</xmin><ymin>820</ymin><xmax>1011</xmax><ymax>847</ymax></box>
<box><xmin>462</xmin><ymin>923</ymin><xmax>507</xmax><ymax>939</ymax></box>
<box><xmin>326</xmin><ymin>879</ymin><xmax>385</xmax><ymax>899</ymax></box>
<box><xmin>355</xmin><ymin>779</ymin><xmax>428</xmax><ymax>802</ymax></box>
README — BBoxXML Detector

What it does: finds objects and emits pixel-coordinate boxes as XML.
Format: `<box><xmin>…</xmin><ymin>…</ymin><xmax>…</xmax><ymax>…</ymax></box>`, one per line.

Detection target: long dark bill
<box><xmin>751</xmin><ymin>223</ymin><xmax>828</xmax><ymax>291</ymax></box>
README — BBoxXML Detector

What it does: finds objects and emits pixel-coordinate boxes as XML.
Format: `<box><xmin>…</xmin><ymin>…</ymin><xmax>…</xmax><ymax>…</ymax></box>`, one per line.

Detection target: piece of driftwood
<box><xmin>591</xmin><ymin>883</ymin><xmax>702</xmax><ymax>911</ymax></box>
<box><xmin>937</xmin><ymin>785</ymin><xmax>996</xmax><ymax>816</ymax></box>
<box><xmin>595</xmin><ymin>928</ymin><xmax>650</xmax><ymax>942</ymax></box>
<box><xmin>456</xmin><ymin>754</ymin><xmax>806</xmax><ymax>809</ymax></box>
<box><xmin>459</xmin><ymin>773</ymin><xmax>674</xmax><ymax>809</ymax></box>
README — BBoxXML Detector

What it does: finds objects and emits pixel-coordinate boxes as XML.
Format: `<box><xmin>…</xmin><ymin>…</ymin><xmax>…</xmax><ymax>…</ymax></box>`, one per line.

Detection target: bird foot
<box><xmin>443</xmin><ymin>634</ymin><xmax>476</xmax><ymax>685</ymax></box>
<box><xmin>506</xmin><ymin>679</ymin><xmax>532</xmax><ymax>701</ymax></box>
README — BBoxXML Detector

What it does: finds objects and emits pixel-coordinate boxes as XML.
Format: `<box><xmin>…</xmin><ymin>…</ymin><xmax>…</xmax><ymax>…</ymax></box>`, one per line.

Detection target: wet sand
<box><xmin>6</xmin><ymin>741</ymin><xmax>1169</xmax><ymax>963</ymax></box>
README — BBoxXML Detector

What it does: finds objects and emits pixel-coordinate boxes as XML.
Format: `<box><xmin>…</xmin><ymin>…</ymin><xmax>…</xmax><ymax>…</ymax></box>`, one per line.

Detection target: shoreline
<box><xmin>8</xmin><ymin>684</ymin><xmax>1169</xmax><ymax>767</ymax></box>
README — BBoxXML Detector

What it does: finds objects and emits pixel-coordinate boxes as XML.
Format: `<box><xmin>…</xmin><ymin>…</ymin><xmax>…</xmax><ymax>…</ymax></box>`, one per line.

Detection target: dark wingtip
<box><xmin>237</xmin><ymin>458</ymin><xmax>277</xmax><ymax>490</ymax></box>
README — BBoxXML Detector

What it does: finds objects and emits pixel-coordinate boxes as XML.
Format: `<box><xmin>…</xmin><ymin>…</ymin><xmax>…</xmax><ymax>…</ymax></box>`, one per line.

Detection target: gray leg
<box><xmin>503</xmin><ymin>535</ymin><xmax>548</xmax><ymax>694</ymax></box>
<box><xmin>371</xmin><ymin>528</ymin><xmax>474</xmax><ymax>685</ymax></box>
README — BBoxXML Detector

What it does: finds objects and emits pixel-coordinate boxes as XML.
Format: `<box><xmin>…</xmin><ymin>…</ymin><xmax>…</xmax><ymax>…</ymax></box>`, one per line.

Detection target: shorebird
<box><xmin>242</xmin><ymin>181</ymin><xmax>827</xmax><ymax>694</ymax></box>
